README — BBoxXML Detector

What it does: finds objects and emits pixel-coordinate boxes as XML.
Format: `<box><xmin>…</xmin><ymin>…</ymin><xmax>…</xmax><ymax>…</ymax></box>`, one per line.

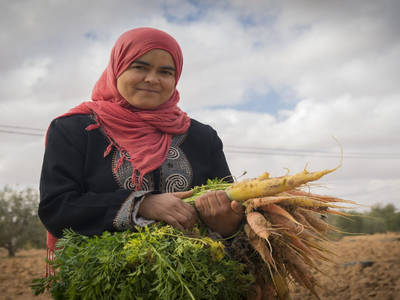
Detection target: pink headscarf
<box><xmin>57</xmin><ymin>27</ymin><xmax>190</xmax><ymax>189</ymax></box>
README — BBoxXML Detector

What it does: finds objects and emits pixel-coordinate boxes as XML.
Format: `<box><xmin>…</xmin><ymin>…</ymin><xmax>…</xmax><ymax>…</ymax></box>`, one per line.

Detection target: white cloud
<box><xmin>0</xmin><ymin>0</ymin><xmax>399</xmax><ymax>210</ymax></box>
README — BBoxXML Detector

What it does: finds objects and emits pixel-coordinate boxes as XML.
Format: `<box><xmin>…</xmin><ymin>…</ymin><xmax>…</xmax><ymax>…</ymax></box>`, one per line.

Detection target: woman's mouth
<box><xmin>136</xmin><ymin>88</ymin><xmax>159</xmax><ymax>93</ymax></box>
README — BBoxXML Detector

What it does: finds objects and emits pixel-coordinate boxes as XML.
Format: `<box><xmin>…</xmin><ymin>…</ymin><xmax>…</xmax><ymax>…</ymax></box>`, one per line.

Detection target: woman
<box><xmin>38</xmin><ymin>27</ymin><xmax>244</xmax><ymax>261</ymax></box>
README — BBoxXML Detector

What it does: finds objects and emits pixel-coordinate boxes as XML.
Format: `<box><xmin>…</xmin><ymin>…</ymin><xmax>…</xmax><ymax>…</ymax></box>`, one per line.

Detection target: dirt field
<box><xmin>0</xmin><ymin>248</ymin><xmax>50</xmax><ymax>300</ymax></box>
<box><xmin>291</xmin><ymin>232</ymin><xmax>400</xmax><ymax>300</ymax></box>
<box><xmin>1</xmin><ymin>233</ymin><xmax>399</xmax><ymax>300</ymax></box>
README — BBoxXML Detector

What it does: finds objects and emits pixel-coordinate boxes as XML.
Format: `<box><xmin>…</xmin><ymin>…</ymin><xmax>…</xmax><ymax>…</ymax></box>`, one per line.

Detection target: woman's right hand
<box><xmin>138</xmin><ymin>190</ymin><xmax>197</xmax><ymax>231</ymax></box>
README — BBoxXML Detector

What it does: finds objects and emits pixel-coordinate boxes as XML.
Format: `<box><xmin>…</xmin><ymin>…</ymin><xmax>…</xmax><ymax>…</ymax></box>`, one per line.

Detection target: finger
<box><xmin>215</xmin><ymin>190</ymin><xmax>230</xmax><ymax>207</ymax></box>
<box><xmin>231</xmin><ymin>200</ymin><xmax>245</xmax><ymax>216</ymax></box>
<box><xmin>165</xmin><ymin>215</ymin><xmax>185</xmax><ymax>231</ymax></box>
<box><xmin>207</xmin><ymin>190</ymin><xmax>221</xmax><ymax>206</ymax></box>
<box><xmin>195</xmin><ymin>198</ymin><xmax>205</xmax><ymax>218</ymax></box>
<box><xmin>206</xmin><ymin>191</ymin><xmax>221</xmax><ymax>216</ymax></box>
<box><xmin>178</xmin><ymin>200</ymin><xmax>197</xmax><ymax>217</ymax></box>
<box><xmin>196</xmin><ymin>194</ymin><xmax>211</xmax><ymax>216</ymax></box>
<box><xmin>177</xmin><ymin>209</ymin><xmax>198</xmax><ymax>230</ymax></box>
<box><xmin>183</xmin><ymin>205</ymin><xmax>198</xmax><ymax>227</ymax></box>
<box><xmin>173</xmin><ymin>211</ymin><xmax>193</xmax><ymax>230</ymax></box>
<box><xmin>196</xmin><ymin>197</ymin><xmax>215</xmax><ymax>223</ymax></box>
<box><xmin>173</xmin><ymin>190</ymin><xmax>194</xmax><ymax>199</ymax></box>
<box><xmin>167</xmin><ymin>194</ymin><xmax>197</xmax><ymax>219</ymax></box>
<box><xmin>185</xmin><ymin>214</ymin><xmax>197</xmax><ymax>229</ymax></box>
<box><xmin>165</xmin><ymin>207</ymin><xmax>195</xmax><ymax>231</ymax></box>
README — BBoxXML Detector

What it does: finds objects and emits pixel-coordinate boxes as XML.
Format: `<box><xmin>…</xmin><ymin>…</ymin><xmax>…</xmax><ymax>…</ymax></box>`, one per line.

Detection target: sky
<box><xmin>0</xmin><ymin>0</ymin><xmax>399</xmax><ymax>211</ymax></box>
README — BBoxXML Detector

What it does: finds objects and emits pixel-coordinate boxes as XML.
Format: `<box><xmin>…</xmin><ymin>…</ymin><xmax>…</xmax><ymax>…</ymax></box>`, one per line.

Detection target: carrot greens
<box><xmin>31</xmin><ymin>224</ymin><xmax>253</xmax><ymax>300</ymax></box>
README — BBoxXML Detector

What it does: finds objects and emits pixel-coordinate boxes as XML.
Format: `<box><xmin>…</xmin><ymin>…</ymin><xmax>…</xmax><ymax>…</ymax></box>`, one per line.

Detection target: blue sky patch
<box><xmin>207</xmin><ymin>89</ymin><xmax>296</xmax><ymax>116</ymax></box>
<box><xmin>162</xmin><ymin>0</ymin><xmax>210</xmax><ymax>23</ymax></box>
<box><xmin>84</xmin><ymin>31</ymin><xmax>98</xmax><ymax>41</ymax></box>
<box><xmin>237</xmin><ymin>11</ymin><xmax>277</xmax><ymax>28</ymax></box>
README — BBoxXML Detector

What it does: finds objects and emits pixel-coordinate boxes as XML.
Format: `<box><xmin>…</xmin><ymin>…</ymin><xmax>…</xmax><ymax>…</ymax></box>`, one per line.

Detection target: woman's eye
<box><xmin>160</xmin><ymin>70</ymin><xmax>173</xmax><ymax>76</ymax></box>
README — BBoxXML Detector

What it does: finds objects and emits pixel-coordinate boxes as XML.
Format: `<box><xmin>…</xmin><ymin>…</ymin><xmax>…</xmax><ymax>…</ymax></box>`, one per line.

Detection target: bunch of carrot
<box><xmin>192</xmin><ymin>161</ymin><xmax>356</xmax><ymax>300</ymax></box>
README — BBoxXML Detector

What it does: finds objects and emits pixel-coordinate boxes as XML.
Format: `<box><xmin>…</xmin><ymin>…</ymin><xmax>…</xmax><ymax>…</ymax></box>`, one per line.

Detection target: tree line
<box><xmin>0</xmin><ymin>186</ymin><xmax>399</xmax><ymax>256</ymax></box>
<box><xmin>327</xmin><ymin>203</ymin><xmax>400</xmax><ymax>238</ymax></box>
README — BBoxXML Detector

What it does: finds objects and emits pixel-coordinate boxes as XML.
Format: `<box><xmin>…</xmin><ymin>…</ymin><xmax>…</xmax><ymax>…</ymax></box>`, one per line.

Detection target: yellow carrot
<box><xmin>244</xmin><ymin>224</ymin><xmax>275</xmax><ymax>266</ymax></box>
<box><xmin>284</xmin><ymin>189</ymin><xmax>358</xmax><ymax>205</ymax></box>
<box><xmin>292</xmin><ymin>210</ymin><xmax>326</xmax><ymax>238</ymax></box>
<box><xmin>225</xmin><ymin>163</ymin><xmax>341</xmax><ymax>202</ymax></box>
<box><xmin>260</xmin><ymin>203</ymin><xmax>301</xmax><ymax>226</ymax></box>
<box><xmin>267</xmin><ymin>213</ymin><xmax>302</xmax><ymax>235</ymax></box>
<box><xmin>297</xmin><ymin>208</ymin><xmax>331</xmax><ymax>234</ymax></box>
<box><xmin>244</xmin><ymin>196</ymin><xmax>293</xmax><ymax>213</ymax></box>
<box><xmin>280</xmin><ymin>197</ymin><xmax>348</xmax><ymax>209</ymax></box>
<box><xmin>256</xmin><ymin>172</ymin><xmax>270</xmax><ymax>180</ymax></box>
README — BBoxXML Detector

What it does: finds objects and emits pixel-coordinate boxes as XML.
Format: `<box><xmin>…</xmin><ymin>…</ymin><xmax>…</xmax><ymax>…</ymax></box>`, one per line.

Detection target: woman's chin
<box><xmin>125</xmin><ymin>97</ymin><xmax>167</xmax><ymax>110</ymax></box>
<box><xmin>128</xmin><ymin>101</ymin><xmax>161</xmax><ymax>110</ymax></box>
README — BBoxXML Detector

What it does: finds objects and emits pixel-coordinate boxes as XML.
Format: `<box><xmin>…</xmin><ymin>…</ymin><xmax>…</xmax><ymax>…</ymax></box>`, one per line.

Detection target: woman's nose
<box><xmin>143</xmin><ymin>70</ymin><xmax>159</xmax><ymax>84</ymax></box>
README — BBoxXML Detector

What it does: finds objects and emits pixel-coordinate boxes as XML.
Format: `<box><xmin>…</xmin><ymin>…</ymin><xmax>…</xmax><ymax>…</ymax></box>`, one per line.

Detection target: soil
<box><xmin>1</xmin><ymin>233</ymin><xmax>399</xmax><ymax>300</ymax></box>
<box><xmin>291</xmin><ymin>232</ymin><xmax>400</xmax><ymax>300</ymax></box>
<box><xmin>0</xmin><ymin>249</ymin><xmax>50</xmax><ymax>300</ymax></box>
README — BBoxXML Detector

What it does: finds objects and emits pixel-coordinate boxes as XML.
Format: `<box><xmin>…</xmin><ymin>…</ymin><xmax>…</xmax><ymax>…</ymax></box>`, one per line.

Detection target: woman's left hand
<box><xmin>195</xmin><ymin>190</ymin><xmax>244</xmax><ymax>237</ymax></box>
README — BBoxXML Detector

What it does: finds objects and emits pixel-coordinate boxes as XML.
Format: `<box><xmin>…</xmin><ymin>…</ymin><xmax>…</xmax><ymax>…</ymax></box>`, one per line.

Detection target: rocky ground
<box><xmin>1</xmin><ymin>232</ymin><xmax>399</xmax><ymax>300</ymax></box>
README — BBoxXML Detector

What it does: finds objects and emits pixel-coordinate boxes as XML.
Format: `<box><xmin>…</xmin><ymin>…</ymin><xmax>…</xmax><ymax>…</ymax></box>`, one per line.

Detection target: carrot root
<box><xmin>246</xmin><ymin>211</ymin><xmax>272</xmax><ymax>240</ymax></box>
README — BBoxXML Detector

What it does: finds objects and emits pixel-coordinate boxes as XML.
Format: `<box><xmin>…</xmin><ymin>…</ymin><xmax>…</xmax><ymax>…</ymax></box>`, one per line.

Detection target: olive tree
<box><xmin>0</xmin><ymin>186</ymin><xmax>46</xmax><ymax>256</ymax></box>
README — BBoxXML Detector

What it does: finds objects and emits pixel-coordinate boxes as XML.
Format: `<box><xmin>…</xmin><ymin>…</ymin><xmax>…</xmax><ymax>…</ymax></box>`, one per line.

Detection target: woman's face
<box><xmin>117</xmin><ymin>49</ymin><xmax>176</xmax><ymax>110</ymax></box>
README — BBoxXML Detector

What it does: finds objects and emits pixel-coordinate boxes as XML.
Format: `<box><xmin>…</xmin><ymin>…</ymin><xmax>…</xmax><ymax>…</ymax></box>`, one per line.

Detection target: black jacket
<box><xmin>39</xmin><ymin>114</ymin><xmax>231</xmax><ymax>238</ymax></box>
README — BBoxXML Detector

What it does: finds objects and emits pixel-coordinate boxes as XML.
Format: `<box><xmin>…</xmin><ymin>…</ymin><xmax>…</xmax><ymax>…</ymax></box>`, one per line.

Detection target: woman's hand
<box><xmin>138</xmin><ymin>190</ymin><xmax>197</xmax><ymax>231</ymax></box>
<box><xmin>195</xmin><ymin>190</ymin><xmax>245</xmax><ymax>237</ymax></box>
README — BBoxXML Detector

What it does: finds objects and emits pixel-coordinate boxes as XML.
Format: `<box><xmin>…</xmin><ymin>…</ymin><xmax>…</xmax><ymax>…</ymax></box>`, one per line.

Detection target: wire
<box><xmin>0</xmin><ymin>123</ymin><xmax>398</xmax><ymax>160</ymax></box>
<box><xmin>225</xmin><ymin>144</ymin><xmax>400</xmax><ymax>157</ymax></box>
<box><xmin>0</xmin><ymin>124</ymin><xmax>45</xmax><ymax>131</ymax></box>
<box><xmin>224</xmin><ymin>149</ymin><xmax>400</xmax><ymax>160</ymax></box>
<box><xmin>0</xmin><ymin>129</ymin><xmax>44</xmax><ymax>137</ymax></box>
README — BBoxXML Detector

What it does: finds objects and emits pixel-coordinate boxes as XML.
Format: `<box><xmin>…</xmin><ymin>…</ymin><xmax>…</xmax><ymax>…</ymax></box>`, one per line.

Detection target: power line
<box><xmin>224</xmin><ymin>149</ymin><xmax>400</xmax><ymax>160</ymax></box>
<box><xmin>0</xmin><ymin>129</ymin><xmax>44</xmax><ymax>137</ymax></box>
<box><xmin>0</xmin><ymin>123</ymin><xmax>46</xmax><ymax>137</ymax></box>
<box><xmin>225</xmin><ymin>145</ymin><xmax>400</xmax><ymax>157</ymax></box>
<box><xmin>0</xmin><ymin>124</ymin><xmax>45</xmax><ymax>131</ymax></box>
<box><xmin>0</xmin><ymin>123</ymin><xmax>398</xmax><ymax>160</ymax></box>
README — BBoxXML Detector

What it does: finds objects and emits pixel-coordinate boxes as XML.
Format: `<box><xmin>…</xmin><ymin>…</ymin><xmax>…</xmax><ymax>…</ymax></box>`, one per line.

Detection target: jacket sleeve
<box><xmin>38</xmin><ymin>116</ymin><xmax>137</xmax><ymax>238</ymax></box>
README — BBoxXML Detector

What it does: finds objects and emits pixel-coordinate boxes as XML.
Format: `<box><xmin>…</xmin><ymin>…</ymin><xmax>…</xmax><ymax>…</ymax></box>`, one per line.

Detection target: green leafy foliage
<box><xmin>32</xmin><ymin>224</ymin><xmax>253</xmax><ymax>299</ymax></box>
<box><xmin>184</xmin><ymin>178</ymin><xmax>232</xmax><ymax>204</ymax></box>
<box><xmin>0</xmin><ymin>186</ymin><xmax>46</xmax><ymax>256</ymax></box>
